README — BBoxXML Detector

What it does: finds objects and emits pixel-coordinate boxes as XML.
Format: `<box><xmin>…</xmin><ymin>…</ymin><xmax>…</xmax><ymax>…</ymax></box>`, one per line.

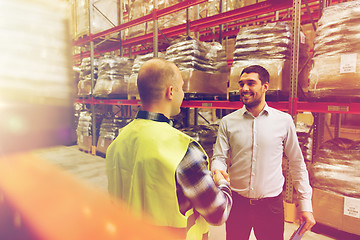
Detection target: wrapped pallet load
<box><xmin>128</xmin><ymin>52</ymin><xmax>165</xmax><ymax>99</ymax></box>
<box><xmin>309</xmin><ymin>137</ymin><xmax>360</xmax><ymax>235</ymax></box>
<box><xmin>93</xmin><ymin>55</ymin><xmax>133</xmax><ymax>98</ymax></box>
<box><xmin>309</xmin><ymin>1</ymin><xmax>360</xmax><ymax>100</ymax></box>
<box><xmin>76</xmin><ymin>111</ymin><xmax>93</xmax><ymax>152</ymax></box>
<box><xmin>72</xmin><ymin>0</ymin><xmax>123</xmax><ymax>39</ymax></box>
<box><xmin>77</xmin><ymin>57</ymin><xmax>98</xmax><ymax>97</ymax></box>
<box><xmin>196</xmin><ymin>0</ymin><xmax>258</xmax><ymax>19</ymax></box>
<box><xmin>97</xmin><ymin>115</ymin><xmax>131</xmax><ymax>156</ymax></box>
<box><xmin>309</xmin><ymin>137</ymin><xmax>360</xmax><ymax>198</ymax></box>
<box><xmin>166</xmin><ymin>37</ymin><xmax>229</xmax><ymax>99</ymax></box>
<box><xmin>229</xmin><ymin>22</ymin><xmax>310</xmax><ymax>101</ymax></box>
<box><xmin>0</xmin><ymin>0</ymin><xmax>74</xmax><ymax>154</ymax></box>
<box><xmin>128</xmin><ymin>0</ymin><xmax>185</xmax><ymax>39</ymax></box>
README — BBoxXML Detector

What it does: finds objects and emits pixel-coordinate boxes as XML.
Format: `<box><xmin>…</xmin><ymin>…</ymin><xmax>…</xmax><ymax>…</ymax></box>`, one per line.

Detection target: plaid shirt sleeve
<box><xmin>175</xmin><ymin>142</ymin><xmax>232</xmax><ymax>226</ymax></box>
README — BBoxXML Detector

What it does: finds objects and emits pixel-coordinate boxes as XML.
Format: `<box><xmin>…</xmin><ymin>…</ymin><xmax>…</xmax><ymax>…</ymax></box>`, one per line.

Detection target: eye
<box><xmin>239</xmin><ymin>82</ymin><xmax>244</xmax><ymax>87</ymax></box>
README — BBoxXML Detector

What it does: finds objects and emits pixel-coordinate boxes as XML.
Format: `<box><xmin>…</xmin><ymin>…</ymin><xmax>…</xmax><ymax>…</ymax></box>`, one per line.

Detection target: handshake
<box><xmin>213</xmin><ymin>169</ymin><xmax>230</xmax><ymax>186</ymax></box>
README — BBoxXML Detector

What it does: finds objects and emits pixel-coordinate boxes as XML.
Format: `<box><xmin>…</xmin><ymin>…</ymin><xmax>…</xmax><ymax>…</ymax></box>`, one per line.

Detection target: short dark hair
<box><xmin>240</xmin><ymin>65</ymin><xmax>270</xmax><ymax>84</ymax></box>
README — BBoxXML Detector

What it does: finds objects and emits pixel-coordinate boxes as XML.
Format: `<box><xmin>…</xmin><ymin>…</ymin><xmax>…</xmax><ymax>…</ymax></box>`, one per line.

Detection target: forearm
<box><xmin>176</xmin><ymin>143</ymin><xmax>232</xmax><ymax>225</ymax></box>
<box><xmin>210</xmin><ymin>157</ymin><xmax>228</xmax><ymax>174</ymax></box>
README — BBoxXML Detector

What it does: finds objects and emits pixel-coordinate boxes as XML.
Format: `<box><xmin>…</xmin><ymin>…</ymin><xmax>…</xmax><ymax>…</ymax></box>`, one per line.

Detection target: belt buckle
<box><xmin>249</xmin><ymin>198</ymin><xmax>260</xmax><ymax>205</ymax></box>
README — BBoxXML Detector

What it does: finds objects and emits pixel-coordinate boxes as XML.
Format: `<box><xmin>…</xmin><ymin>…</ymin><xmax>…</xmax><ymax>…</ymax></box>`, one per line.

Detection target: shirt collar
<box><xmin>242</xmin><ymin>103</ymin><xmax>270</xmax><ymax>117</ymax></box>
<box><xmin>135</xmin><ymin>110</ymin><xmax>173</xmax><ymax>126</ymax></box>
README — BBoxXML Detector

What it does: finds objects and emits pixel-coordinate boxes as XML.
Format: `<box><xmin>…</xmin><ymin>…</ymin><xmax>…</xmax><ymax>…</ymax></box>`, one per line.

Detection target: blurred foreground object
<box><xmin>0</xmin><ymin>0</ymin><xmax>74</xmax><ymax>154</ymax></box>
<box><xmin>0</xmin><ymin>1</ymin><xmax>178</xmax><ymax>239</ymax></box>
<box><xmin>0</xmin><ymin>153</ymin><xmax>180</xmax><ymax>240</ymax></box>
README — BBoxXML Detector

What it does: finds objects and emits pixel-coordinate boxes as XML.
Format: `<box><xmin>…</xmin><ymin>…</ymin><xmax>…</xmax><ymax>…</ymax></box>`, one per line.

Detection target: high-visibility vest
<box><xmin>106</xmin><ymin>119</ymin><xmax>209</xmax><ymax>240</ymax></box>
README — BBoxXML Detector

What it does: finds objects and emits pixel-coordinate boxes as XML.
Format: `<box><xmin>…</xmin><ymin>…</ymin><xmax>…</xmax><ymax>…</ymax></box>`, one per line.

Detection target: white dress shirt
<box><xmin>211</xmin><ymin>104</ymin><xmax>313</xmax><ymax>212</ymax></box>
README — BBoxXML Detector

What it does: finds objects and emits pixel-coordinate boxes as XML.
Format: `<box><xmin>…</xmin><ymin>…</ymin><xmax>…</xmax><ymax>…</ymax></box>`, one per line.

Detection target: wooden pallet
<box><xmin>73</xmin><ymin>33</ymin><xmax>89</xmax><ymax>42</ymax></box>
<box><xmin>78</xmin><ymin>148</ymin><xmax>91</xmax><ymax>154</ymax></box>
<box><xmin>307</xmin><ymin>90</ymin><xmax>360</xmax><ymax>103</ymax></box>
<box><xmin>96</xmin><ymin>151</ymin><xmax>106</xmax><ymax>158</ymax></box>
<box><xmin>93</xmin><ymin>94</ymin><xmax>128</xmax><ymax>99</ymax></box>
<box><xmin>184</xmin><ymin>93</ymin><xmax>227</xmax><ymax>101</ymax></box>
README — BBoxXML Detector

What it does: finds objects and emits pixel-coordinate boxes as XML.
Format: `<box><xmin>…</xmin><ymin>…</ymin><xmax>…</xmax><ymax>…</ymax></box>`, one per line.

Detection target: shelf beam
<box><xmin>75</xmin><ymin>98</ymin><xmax>360</xmax><ymax>115</ymax></box>
<box><xmin>73</xmin><ymin>0</ymin><xmax>320</xmax><ymax>62</ymax></box>
<box><xmin>73</xmin><ymin>0</ymin><xmax>208</xmax><ymax>46</ymax></box>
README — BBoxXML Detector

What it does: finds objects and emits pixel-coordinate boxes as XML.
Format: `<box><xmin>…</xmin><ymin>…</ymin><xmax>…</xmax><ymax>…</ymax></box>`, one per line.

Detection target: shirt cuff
<box><xmin>217</xmin><ymin>179</ymin><xmax>229</xmax><ymax>187</ymax></box>
<box><xmin>298</xmin><ymin>199</ymin><xmax>313</xmax><ymax>212</ymax></box>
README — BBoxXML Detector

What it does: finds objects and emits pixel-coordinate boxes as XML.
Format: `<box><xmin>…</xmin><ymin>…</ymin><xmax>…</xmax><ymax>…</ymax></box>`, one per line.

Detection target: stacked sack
<box><xmin>128</xmin><ymin>52</ymin><xmax>165</xmax><ymax>99</ymax></box>
<box><xmin>166</xmin><ymin>37</ymin><xmax>216</xmax><ymax>72</ymax></box>
<box><xmin>76</xmin><ymin>111</ymin><xmax>93</xmax><ymax>151</ymax></box>
<box><xmin>166</xmin><ymin>37</ymin><xmax>228</xmax><ymax>96</ymax></box>
<box><xmin>93</xmin><ymin>55</ymin><xmax>133</xmax><ymax>98</ymax></box>
<box><xmin>309</xmin><ymin>138</ymin><xmax>360</xmax><ymax>198</ymax></box>
<box><xmin>128</xmin><ymin>0</ymin><xmax>185</xmax><ymax>39</ymax></box>
<box><xmin>77</xmin><ymin>57</ymin><xmax>98</xmax><ymax>97</ymax></box>
<box><xmin>229</xmin><ymin>22</ymin><xmax>310</xmax><ymax>99</ymax></box>
<box><xmin>97</xmin><ymin>115</ymin><xmax>132</xmax><ymax>155</ymax></box>
<box><xmin>309</xmin><ymin>1</ymin><xmax>360</xmax><ymax>99</ymax></box>
<box><xmin>203</xmin><ymin>41</ymin><xmax>229</xmax><ymax>73</ymax></box>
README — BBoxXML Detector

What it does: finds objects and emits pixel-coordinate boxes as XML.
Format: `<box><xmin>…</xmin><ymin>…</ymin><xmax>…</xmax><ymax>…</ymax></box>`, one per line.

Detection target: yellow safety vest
<box><xmin>106</xmin><ymin>119</ymin><xmax>209</xmax><ymax>240</ymax></box>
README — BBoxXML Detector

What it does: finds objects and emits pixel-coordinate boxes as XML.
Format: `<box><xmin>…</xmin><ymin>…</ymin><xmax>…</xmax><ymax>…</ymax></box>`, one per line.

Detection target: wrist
<box><xmin>217</xmin><ymin>179</ymin><xmax>229</xmax><ymax>186</ymax></box>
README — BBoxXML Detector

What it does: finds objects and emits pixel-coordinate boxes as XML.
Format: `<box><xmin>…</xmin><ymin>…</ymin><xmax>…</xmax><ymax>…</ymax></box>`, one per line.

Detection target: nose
<box><xmin>241</xmin><ymin>84</ymin><xmax>249</xmax><ymax>91</ymax></box>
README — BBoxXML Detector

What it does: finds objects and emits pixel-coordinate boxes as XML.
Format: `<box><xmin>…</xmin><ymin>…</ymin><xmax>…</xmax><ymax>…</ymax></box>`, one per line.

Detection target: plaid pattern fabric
<box><xmin>136</xmin><ymin>110</ymin><xmax>232</xmax><ymax>225</ymax></box>
<box><xmin>176</xmin><ymin>142</ymin><xmax>232</xmax><ymax>225</ymax></box>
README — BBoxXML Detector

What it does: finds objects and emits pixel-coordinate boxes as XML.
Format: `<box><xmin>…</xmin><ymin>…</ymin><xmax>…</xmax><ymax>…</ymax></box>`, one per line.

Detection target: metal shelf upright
<box><xmin>74</xmin><ymin>0</ymin><xmax>360</xmax><ymax>162</ymax></box>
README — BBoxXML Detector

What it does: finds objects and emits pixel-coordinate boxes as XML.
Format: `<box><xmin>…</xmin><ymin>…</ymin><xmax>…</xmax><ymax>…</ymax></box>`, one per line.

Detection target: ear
<box><xmin>263</xmin><ymin>82</ymin><xmax>269</xmax><ymax>92</ymax></box>
<box><xmin>166</xmin><ymin>85</ymin><xmax>174</xmax><ymax>100</ymax></box>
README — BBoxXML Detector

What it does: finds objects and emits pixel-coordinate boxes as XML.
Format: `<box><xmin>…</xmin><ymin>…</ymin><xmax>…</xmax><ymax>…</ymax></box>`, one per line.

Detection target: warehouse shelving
<box><xmin>73</xmin><ymin>0</ymin><xmax>359</xmax><ymax>227</ymax></box>
<box><xmin>73</xmin><ymin>0</ymin><xmax>322</xmax><ymax>63</ymax></box>
<box><xmin>75</xmin><ymin>98</ymin><xmax>360</xmax><ymax>114</ymax></box>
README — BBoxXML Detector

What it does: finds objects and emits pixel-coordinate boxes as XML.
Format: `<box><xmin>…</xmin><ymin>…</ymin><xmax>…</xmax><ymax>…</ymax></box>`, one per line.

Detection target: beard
<box><xmin>241</xmin><ymin>92</ymin><xmax>263</xmax><ymax>108</ymax></box>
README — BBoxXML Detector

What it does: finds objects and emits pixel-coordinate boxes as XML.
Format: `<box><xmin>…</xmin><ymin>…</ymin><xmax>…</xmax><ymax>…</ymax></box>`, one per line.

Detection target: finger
<box><xmin>299</xmin><ymin>222</ymin><xmax>311</xmax><ymax>235</ymax></box>
<box><xmin>219</xmin><ymin>170</ymin><xmax>230</xmax><ymax>182</ymax></box>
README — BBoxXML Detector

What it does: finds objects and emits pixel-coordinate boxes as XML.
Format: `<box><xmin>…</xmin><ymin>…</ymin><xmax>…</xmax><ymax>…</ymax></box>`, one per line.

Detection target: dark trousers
<box><xmin>226</xmin><ymin>192</ymin><xmax>284</xmax><ymax>240</ymax></box>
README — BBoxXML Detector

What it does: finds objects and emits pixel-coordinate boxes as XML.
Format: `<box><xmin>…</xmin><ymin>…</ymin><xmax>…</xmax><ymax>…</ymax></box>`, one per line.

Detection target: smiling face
<box><xmin>238</xmin><ymin>72</ymin><xmax>268</xmax><ymax>108</ymax></box>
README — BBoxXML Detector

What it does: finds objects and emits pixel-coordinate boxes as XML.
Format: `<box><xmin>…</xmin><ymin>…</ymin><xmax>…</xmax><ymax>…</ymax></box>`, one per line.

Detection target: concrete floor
<box><xmin>32</xmin><ymin>145</ymin><xmax>359</xmax><ymax>240</ymax></box>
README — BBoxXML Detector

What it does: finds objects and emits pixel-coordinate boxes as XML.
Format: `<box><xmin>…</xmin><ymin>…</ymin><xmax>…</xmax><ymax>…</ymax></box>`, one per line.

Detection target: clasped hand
<box><xmin>213</xmin><ymin>169</ymin><xmax>230</xmax><ymax>185</ymax></box>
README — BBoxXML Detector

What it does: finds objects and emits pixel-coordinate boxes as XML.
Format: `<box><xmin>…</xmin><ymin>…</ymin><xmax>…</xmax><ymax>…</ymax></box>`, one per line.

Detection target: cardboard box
<box><xmin>127</xmin><ymin>74</ymin><xmax>140</xmax><ymax>100</ymax></box>
<box><xmin>96</xmin><ymin>136</ymin><xmax>113</xmax><ymax>155</ymax></box>
<box><xmin>77</xmin><ymin>135</ymin><xmax>92</xmax><ymax>152</ymax></box>
<box><xmin>225</xmin><ymin>38</ymin><xmax>236</xmax><ymax>61</ymax></box>
<box><xmin>309</xmin><ymin>54</ymin><xmax>360</xmax><ymax>91</ymax></box>
<box><xmin>181</xmin><ymin>70</ymin><xmax>228</xmax><ymax>94</ymax></box>
<box><xmin>312</xmin><ymin>188</ymin><xmax>360</xmax><ymax>236</ymax></box>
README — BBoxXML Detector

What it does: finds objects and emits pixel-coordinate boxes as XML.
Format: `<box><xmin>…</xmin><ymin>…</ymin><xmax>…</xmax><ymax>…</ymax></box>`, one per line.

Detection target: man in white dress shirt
<box><xmin>211</xmin><ymin>65</ymin><xmax>315</xmax><ymax>240</ymax></box>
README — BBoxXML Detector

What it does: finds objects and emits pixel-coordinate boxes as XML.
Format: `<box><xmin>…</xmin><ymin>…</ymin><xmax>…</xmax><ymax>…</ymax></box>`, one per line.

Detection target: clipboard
<box><xmin>289</xmin><ymin>222</ymin><xmax>306</xmax><ymax>240</ymax></box>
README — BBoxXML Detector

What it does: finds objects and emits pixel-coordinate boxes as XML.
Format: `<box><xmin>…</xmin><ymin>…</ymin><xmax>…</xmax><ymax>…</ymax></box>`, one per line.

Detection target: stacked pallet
<box><xmin>309</xmin><ymin>1</ymin><xmax>360</xmax><ymax>101</ymax></box>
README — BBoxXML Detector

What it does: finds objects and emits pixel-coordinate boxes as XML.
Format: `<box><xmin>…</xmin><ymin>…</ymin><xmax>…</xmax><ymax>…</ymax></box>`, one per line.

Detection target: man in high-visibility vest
<box><xmin>106</xmin><ymin>58</ymin><xmax>232</xmax><ymax>240</ymax></box>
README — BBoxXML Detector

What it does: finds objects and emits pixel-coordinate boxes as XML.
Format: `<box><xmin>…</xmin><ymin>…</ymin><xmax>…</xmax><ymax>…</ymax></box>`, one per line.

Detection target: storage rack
<box><xmin>73</xmin><ymin>0</ymin><xmax>360</xmax><ymax>223</ymax></box>
<box><xmin>74</xmin><ymin>0</ymin><xmax>360</xmax><ymax>143</ymax></box>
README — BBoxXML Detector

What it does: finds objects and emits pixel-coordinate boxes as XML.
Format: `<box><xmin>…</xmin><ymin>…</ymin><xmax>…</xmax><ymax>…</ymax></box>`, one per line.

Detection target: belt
<box><xmin>237</xmin><ymin>192</ymin><xmax>282</xmax><ymax>205</ymax></box>
<box><xmin>249</xmin><ymin>198</ymin><xmax>264</xmax><ymax>205</ymax></box>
